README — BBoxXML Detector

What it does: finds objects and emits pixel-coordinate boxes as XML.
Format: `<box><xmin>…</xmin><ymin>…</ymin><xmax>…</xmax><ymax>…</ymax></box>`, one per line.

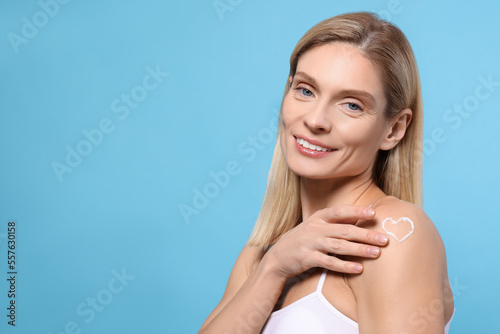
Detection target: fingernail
<box><xmin>377</xmin><ymin>234</ymin><xmax>388</xmax><ymax>244</ymax></box>
<box><xmin>369</xmin><ymin>247</ymin><xmax>380</xmax><ymax>256</ymax></box>
<box><xmin>363</xmin><ymin>208</ymin><xmax>375</xmax><ymax>217</ymax></box>
<box><xmin>353</xmin><ymin>264</ymin><xmax>363</xmax><ymax>273</ymax></box>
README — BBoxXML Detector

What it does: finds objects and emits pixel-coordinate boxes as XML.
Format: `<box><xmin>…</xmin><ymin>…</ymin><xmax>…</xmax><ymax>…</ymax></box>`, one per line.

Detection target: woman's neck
<box><xmin>299</xmin><ymin>173</ymin><xmax>385</xmax><ymax>221</ymax></box>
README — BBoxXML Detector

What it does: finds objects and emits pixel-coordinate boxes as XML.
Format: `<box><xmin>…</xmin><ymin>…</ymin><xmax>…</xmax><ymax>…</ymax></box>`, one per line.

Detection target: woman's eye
<box><xmin>295</xmin><ymin>87</ymin><xmax>313</xmax><ymax>97</ymax></box>
<box><xmin>344</xmin><ymin>102</ymin><xmax>363</xmax><ymax>111</ymax></box>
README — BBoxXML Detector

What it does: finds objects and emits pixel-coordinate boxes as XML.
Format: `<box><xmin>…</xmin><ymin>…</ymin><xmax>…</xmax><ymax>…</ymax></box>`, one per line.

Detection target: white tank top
<box><xmin>261</xmin><ymin>269</ymin><xmax>454</xmax><ymax>333</ymax></box>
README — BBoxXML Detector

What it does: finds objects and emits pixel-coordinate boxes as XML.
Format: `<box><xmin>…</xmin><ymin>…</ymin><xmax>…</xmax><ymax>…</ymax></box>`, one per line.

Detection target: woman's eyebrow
<box><xmin>294</xmin><ymin>71</ymin><xmax>319</xmax><ymax>87</ymax></box>
<box><xmin>337</xmin><ymin>89</ymin><xmax>376</xmax><ymax>107</ymax></box>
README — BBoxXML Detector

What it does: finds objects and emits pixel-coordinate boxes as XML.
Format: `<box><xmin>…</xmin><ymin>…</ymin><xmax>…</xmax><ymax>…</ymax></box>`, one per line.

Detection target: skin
<box><xmin>200</xmin><ymin>42</ymin><xmax>454</xmax><ymax>333</ymax></box>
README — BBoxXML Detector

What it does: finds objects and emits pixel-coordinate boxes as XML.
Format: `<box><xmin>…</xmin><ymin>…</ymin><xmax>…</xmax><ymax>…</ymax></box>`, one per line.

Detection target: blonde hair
<box><xmin>248</xmin><ymin>12</ymin><xmax>423</xmax><ymax>248</ymax></box>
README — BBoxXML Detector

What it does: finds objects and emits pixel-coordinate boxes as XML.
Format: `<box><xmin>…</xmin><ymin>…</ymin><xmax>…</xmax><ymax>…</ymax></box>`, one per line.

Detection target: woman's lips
<box><xmin>294</xmin><ymin>135</ymin><xmax>337</xmax><ymax>157</ymax></box>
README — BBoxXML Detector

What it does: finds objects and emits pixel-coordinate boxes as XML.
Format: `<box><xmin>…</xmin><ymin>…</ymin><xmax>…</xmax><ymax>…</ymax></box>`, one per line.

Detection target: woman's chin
<box><xmin>288</xmin><ymin>166</ymin><xmax>338</xmax><ymax>180</ymax></box>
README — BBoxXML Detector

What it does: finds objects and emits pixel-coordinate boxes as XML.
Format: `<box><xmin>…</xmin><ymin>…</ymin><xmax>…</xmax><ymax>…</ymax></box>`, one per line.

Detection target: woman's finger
<box><xmin>323</xmin><ymin>237</ymin><xmax>382</xmax><ymax>258</ymax></box>
<box><xmin>314</xmin><ymin>252</ymin><xmax>364</xmax><ymax>274</ymax></box>
<box><xmin>319</xmin><ymin>205</ymin><xmax>375</xmax><ymax>223</ymax></box>
<box><xmin>322</xmin><ymin>224</ymin><xmax>389</xmax><ymax>246</ymax></box>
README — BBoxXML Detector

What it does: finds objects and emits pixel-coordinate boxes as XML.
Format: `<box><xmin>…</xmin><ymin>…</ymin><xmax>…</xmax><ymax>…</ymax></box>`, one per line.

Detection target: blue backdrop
<box><xmin>1</xmin><ymin>1</ymin><xmax>499</xmax><ymax>333</ymax></box>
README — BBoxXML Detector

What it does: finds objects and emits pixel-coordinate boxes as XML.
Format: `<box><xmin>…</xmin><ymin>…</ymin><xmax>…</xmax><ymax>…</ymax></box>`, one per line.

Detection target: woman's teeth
<box><xmin>296</xmin><ymin>137</ymin><xmax>334</xmax><ymax>152</ymax></box>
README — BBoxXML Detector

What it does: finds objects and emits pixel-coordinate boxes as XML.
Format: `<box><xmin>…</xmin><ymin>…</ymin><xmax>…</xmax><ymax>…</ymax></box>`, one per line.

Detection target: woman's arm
<box><xmin>200</xmin><ymin>206</ymin><xmax>390</xmax><ymax>333</ymax></box>
<box><xmin>348</xmin><ymin>199</ymin><xmax>454</xmax><ymax>333</ymax></box>
<box><xmin>199</xmin><ymin>244</ymin><xmax>286</xmax><ymax>334</ymax></box>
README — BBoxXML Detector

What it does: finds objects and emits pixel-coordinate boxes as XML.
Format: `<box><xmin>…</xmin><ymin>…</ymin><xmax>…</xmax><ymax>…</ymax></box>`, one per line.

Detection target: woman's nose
<box><xmin>303</xmin><ymin>103</ymin><xmax>332</xmax><ymax>133</ymax></box>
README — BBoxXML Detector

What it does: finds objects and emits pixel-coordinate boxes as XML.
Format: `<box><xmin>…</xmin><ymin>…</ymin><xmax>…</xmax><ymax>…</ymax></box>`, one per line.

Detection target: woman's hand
<box><xmin>263</xmin><ymin>205</ymin><xmax>389</xmax><ymax>280</ymax></box>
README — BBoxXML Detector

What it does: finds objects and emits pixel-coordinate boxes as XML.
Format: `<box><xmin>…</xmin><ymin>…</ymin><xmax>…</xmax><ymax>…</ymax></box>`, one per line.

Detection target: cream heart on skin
<box><xmin>382</xmin><ymin>217</ymin><xmax>415</xmax><ymax>243</ymax></box>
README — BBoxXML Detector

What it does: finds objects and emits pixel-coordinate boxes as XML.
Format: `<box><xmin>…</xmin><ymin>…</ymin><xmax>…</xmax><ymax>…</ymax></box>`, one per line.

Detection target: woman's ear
<box><xmin>379</xmin><ymin>108</ymin><xmax>412</xmax><ymax>150</ymax></box>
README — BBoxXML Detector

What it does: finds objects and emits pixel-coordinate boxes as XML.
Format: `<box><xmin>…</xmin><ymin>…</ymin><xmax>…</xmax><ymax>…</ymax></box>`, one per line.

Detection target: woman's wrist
<box><xmin>257</xmin><ymin>250</ymin><xmax>288</xmax><ymax>286</ymax></box>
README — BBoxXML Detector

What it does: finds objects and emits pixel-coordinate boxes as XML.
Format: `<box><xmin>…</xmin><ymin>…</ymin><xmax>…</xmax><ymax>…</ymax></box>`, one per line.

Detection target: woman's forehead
<box><xmin>295</xmin><ymin>43</ymin><xmax>386</xmax><ymax>106</ymax></box>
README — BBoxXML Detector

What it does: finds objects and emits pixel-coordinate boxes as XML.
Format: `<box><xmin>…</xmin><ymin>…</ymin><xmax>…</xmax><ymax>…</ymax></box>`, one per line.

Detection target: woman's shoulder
<box><xmin>371</xmin><ymin>195</ymin><xmax>426</xmax><ymax>219</ymax></box>
<box><xmin>367</xmin><ymin>195</ymin><xmax>443</xmax><ymax>249</ymax></box>
<box><xmin>354</xmin><ymin>195</ymin><xmax>447</xmax><ymax>277</ymax></box>
<box><xmin>346</xmin><ymin>196</ymin><xmax>453</xmax><ymax>329</ymax></box>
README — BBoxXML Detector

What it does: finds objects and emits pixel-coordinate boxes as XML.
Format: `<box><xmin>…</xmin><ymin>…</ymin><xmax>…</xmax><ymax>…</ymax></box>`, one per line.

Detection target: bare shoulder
<box><xmin>361</xmin><ymin>196</ymin><xmax>445</xmax><ymax>255</ymax></box>
<box><xmin>349</xmin><ymin>195</ymin><xmax>449</xmax><ymax>292</ymax></box>
<box><xmin>347</xmin><ymin>196</ymin><xmax>453</xmax><ymax>331</ymax></box>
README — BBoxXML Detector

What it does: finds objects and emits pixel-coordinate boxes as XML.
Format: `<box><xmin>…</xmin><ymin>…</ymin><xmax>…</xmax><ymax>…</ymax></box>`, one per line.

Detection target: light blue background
<box><xmin>0</xmin><ymin>1</ymin><xmax>499</xmax><ymax>333</ymax></box>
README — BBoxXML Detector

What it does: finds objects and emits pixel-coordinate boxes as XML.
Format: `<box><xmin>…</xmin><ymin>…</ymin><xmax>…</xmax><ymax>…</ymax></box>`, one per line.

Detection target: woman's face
<box><xmin>280</xmin><ymin>42</ymin><xmax>392</xmax><ymax>180</ymax></box>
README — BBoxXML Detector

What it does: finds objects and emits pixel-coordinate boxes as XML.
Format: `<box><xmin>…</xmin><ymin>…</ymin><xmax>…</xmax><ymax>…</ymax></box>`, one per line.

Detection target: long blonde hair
<box><xmin>248</xmin><ymin>12</ymin><xmax>423</xmax><ymax>248</ymax></box>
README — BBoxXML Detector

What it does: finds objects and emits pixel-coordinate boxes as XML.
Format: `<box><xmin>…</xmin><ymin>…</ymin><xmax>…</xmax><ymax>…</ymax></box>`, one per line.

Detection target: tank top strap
<box><xmin>316</xmin><ymin>269</ymin><xmax>328</xmax><ymax>293</ymax></box>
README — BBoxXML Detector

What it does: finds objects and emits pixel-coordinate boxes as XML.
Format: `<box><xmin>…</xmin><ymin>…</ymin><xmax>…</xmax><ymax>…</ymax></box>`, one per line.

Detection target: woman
<box><xmin>200</xmin><ymin>12</ymin><xmax>454</xmax><ymax>333</ymax></box>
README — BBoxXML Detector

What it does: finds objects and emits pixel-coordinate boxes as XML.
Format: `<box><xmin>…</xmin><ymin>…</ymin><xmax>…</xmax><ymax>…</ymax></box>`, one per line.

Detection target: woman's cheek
<box><xmin>335</xmin><ymin>122</ymin><xmax>362</xmax><ymax>145</ymax></box>
<box><xmin>339</xmin><ymin>121</ymin><xmax>373</xmax><ymax>144</ymax></box>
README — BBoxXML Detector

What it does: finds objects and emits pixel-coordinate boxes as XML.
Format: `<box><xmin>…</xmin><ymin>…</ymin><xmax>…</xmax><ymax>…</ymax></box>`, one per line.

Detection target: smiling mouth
<box><xmin>295</xmin><ymin>137</ymin><xmax>336</xmax><ymax>152</ymax></box>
